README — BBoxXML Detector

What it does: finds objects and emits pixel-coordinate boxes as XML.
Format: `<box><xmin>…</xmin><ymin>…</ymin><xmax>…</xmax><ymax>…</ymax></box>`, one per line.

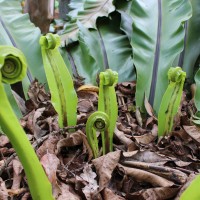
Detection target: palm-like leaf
<box><xmin>195</xmin><ymin>69</ymin><xmax>200</xmax><ymax>111</ymax></box>
<box><xmin>65</xmin><ymin>13</ymin><xmax>134</xmax><ymax>85</ymax></box>
<box><xmin>114</xmin><ymin>0</ymin><xmax>132</xmax><ymax>41</ymax></box>
<box><xmin>181</xmin><ymin>0</ymin><xmax>200</xmax><ymax>80</ymax></box>
<box><xmin>60</xmin><ymin>0</ymin><xmax>115</xmax><ymax>45</ymax></box>
<box><xmin>67</xmin><ymin>0</ymin><xmax>85</xmax><ymax>19</ymax></box>
<box><xmin>129</xmin><ymin>0</ymin><xmax>192</xmax><ymax>113</ymax></box>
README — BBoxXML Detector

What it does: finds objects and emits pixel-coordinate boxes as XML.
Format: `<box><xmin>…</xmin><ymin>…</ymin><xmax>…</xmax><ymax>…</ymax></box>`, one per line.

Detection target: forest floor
<box><xmin>0</xmin><ymin>80</ymin><xmax>200</xmax><ymax>200</ymax></box>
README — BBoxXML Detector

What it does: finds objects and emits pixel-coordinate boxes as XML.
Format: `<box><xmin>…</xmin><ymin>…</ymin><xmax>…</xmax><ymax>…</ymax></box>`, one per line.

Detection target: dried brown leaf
<box><xmin>127</xmin><ymin>187</ymin><xmax>179</xmax><ymax>200</ymax></box>
<box><xmin>57</xmin><ymin>183</ymin><xmax>81</xmax><ymax>200</ymax></box>
<box><xmin>7</xmin><ymin>188</ymin><xmax>27</xmax><ymax>196</ymax></box>
<box><xmin>11</xmin><ymin>159</ymin><xmax>23</xmax><ymax>190</ymax></box>
<box><xmin>135</xmin><ymin>107</ymin><xmax>143</xmax><ymax>127</ymax></box>
<box><xmin>92</xmin><ymin>151</ymin><xmax>121</xmax><ymax>190</ymax></box>
<box><xmin>80</xmin><ymin>164</ymin><xmax>99</xmax><ymax>200</ymax></box>
<box><xmin>33</xmin><ymin>107</ymin><xmax>47</xmax><ymax>138</ymax></box>
<box><xmin>0</xmin><ymin>135</ymin><xmax>9</xmax><ymax>147</ymax></box>
<box><xmin>40</xmin><ymin>152</ymin><xmax>61</xmax><ymax>198</ymax></box>
<box><xmin>56</xmin><ymin>131</ymin><xmax>83</xmax><ymax>154</ymax></box>
<box><xmin>120</xmin><ymin>160</ymin><xmax>187</xmax><ymax>184</ymax></box>
<box><xmin>115</xmin><ymin>127</ymin><xmax>137</xmax><ymax>151</ymax></box>
<box><xmin>36</xmin><ymin>134</ymin><xmax>59</xmax><ymax>159</ymax></box>
<box><xmin>21</xmin><ymin>192</ymin><xmax>31</xmax><ymax>200</ymax></box>
<box><xmin>103</xmin><ymin>188</ymin><xmax>125</xmax><ymax>200</ymax></box>
<box><xmin>117</xmin><ymin>82</ymin><xmax>135</xmax><ymax>95</ymax></box>
<box><xmin>183</xmin><ymin>125</ymin><xmax>200</xmax><ymax>144</ymax></box>
<box><xmin>77</xmin><ymin>85</ymin><xmax>99</xmax><ymax>93</ymax></box>
<box><xmin>133</xmin><ymin>125</ymin><xmax>157</xmax><ymax>144</ymax></box>
<box><xmin>78</xmin><ymin>99</ymin><xmax>94</xmax><ymax>113</ymax></box>
<box><xmin>121</xmin><ymin>150</ymin><xmax>174</xmax><ymax>163</ymax></box>
<box><xmin>118</xmin><ymin>164</ymin><xmax>174</xmax><ymax>187</ymax></box>
<box><xmin>144</xmin><ymin>96</ymin><xmax>156</xmax><ymax>119</ymax></box>
<box><xmin>0</xmin><ymin>178</ymin><xmax>8</xmax><ymax>200</ymax></box>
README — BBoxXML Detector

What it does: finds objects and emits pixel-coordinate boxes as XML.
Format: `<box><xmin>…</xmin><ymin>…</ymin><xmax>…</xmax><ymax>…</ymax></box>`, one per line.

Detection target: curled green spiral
<box><xmin>100</xmin><ymin>69</ymin><xmax>118</xmax><ymax>86</ymax></box>
<box><xmin>86</xmin><ymin>111</ymin><xmax>109</xmax><ymax>158</ymax></box>
<box><xmin>39</xmin><ymin>33</ymin><xmax>60</xmax><ymax>50</ymax></box>
<box><xmin>0</xmin><ymin>46</ymin><xmax>27</xmax><ymax>84</ymax></box>
<box><xmin>168</xmin><ymin>67</ymin><xmax>185</xmax><ymax>83</ymax></box>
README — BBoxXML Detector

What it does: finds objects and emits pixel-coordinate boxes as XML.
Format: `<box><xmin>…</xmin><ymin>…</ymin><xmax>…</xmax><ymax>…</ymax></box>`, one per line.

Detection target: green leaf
<box><xmin>67</xmin><ymin>13</ymin><xmax>134</xmax><ymax>85</ymax></box>
<box><xmin>40</xmin><ymin>34</ymin><xmax>78</xmax><ymax>128</ymax></box>
<box><xmin>67</xmin><ymin>0</ymin><xmax>85</xmax><ymax>19</ymax></box>
<box><xmin>158</xmin><ymin>67</ymin><xmax>186</xmax><ymax>137</ymax></box>
<box><xmin>0</xmin><ymin>0</ymin><xmax>46</xmax><ymax>84</ymax></box>
<box><xmin>4</xmin><ymin>84</ymin><xmax>22</xmax><ymax>118</ymax></box>
<box><xmin>0</xmin><ymin>45</ymin><xmax>54</xmax><ymax>199</ymax></box>
<box><xmin>195</xmin><ymin>68</ymin><xmax>200</xmax><ymax>111</ymax></box>
<box><xmin>130</xmin><ymin>0</ymin><xmax>192</xmax><ymax>114</ymax></box>
<box><xmin>114</xmin><ymin>0</ymin><xmax>133</xmax><ymax>41</ymax></box>
<box><xmin>181</xmin><ymin>0</ymin><xmax>200</xmax><ymax>80</ymax></box>
<box><xmin>60</xmin><ymin>0</ymin><xmax>115</xmax><ymax>45</ymax></box>
<box><xmin>180</xmin><ymin>175</ymin><xmax>200</xmax><ymax>200</ymax></box>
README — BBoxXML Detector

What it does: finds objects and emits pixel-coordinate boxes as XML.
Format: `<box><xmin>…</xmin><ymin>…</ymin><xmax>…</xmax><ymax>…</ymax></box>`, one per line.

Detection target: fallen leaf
<box><xmin>21</xmin><ymin>192</ymin><xmax>31</xmax><ymax>200</ymax></box>
<box><xmin>0</xmin><ymin>178</ymin><xmax>8</xmax><ymax>200</ymax></box>
<box><xmin>57</xmin><ymin>183</ymin><xmax>81</xmax><ymax>200</ymax></box>
<box><xmin>133</xmin><ymin>124</ymin><xmax>157</xmax><ymax>144</ymax></box>
<box><xmin>144</xmin><ymin>96</ymin><xmax>157</xmax><ymax>120</ymax></box>
<box><xmin>40</xmin><ymin>152</ymin><xmax>61</xmax><ymax>198</ymax></box>
<box><xmin>103</xmin><ymin>188</ymin><xmax>125</xmax><ymax>200</ymax></box>
<box><xmin>80</xmin><ymin>164</ymin><xmax>99</xmax><ymax>200</ymax></box>
<box><xmin>33</xmin><ymin>107</ymin><xmax>47</xmax><ymax>138</ymax></box>
<box><xmin>78</xmin><ymin>99</ymin><xmax>94</xmax><ymax>113</ymax></box>
<box><xmin>56</xmin><ymin>131</ymin><xmax>83</xmax><ymax>154</ymax></box>
<box><xmin>11</xmin><ymin>159</ymin><xmax>23</xmax><ymax>190</ymax></box>
<box><xmin>135</xmin><ymin>107</ymin><xmax>143</xmax><ymax>127</ymax></box>
<box><xmin>117</xmin><ymin>82</ymin><xmax>135</xmax><ymax>95</ymax></box>
<box><xmin>92</xmin><ymin>151</ymin><xmax>121</xmax><ymax>190</ymax></box>
<box><xmin>36</xmin><ymin>134</ymin><xmax>59</xmax><ymax>159</ymax></box>
<box><xmin>118</xmin><ymin>164</ymin><xmax>174</xmax><ymax>187</ymax></box>
<box><xmin>121</xmin><ymin>150</ymin><xmax>174</xmax><ymax>163</ymax></box>
<box><xmin>120</xmin><ymin>159</ymin><xmax>187</xmax><ymax>184</ymax></box>
<box><xmin>127</xmin><ymin>187</ymin><xmax>180</xmax><ymax>200</ymax></box>
<box><xmin>77</xmin><ymin>85</ymin><xmax>99</xmax><ymax>93</ymax></box>
<box><xmin>114</xmin><ymin>127</ymin><xmax>137</xmax><ymax>151</ymax></box>
<box><xmin>183</xmin><ymin>125</ymin><xmax>200</xmax><ymax>144</ymax></box>
<box><xmin>0</xmin><ymin>135</ymin><xmax>9</xmax><ymax>147</ymax></box>
<box><xmin>7</xmin><ymin>188</ymin><xmax>27</xmax><ymax>196</ymax></box>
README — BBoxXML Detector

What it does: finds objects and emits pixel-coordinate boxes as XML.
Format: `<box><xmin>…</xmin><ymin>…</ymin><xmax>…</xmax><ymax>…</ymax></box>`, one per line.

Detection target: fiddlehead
<box><xmin>158</xmin><ymin>67</ymin><xmax>186</xmax><ymax>137</ymax></box>
<box><xmin>0</xmin><ymin>46</ymin><xmax>26</xmax><ymax>84</ymax></box>
<box><xmin>0</xmin><ymin>46</ymin><xmax>53</xmax><ymax>200</ymax></box>
<box><xmin>86</xmin><ymin>111</ymin><xmax>109</xmax><ymax>158</ymax></box>
<box><xmin>40</xmin><ymin>33</ymin><xmax>78</xmax><ymax>128</ymax></box>
<box><xmin>98</xmin><ymin>69</ymin><xmax>118</xmax><ymax>153</ymax></box>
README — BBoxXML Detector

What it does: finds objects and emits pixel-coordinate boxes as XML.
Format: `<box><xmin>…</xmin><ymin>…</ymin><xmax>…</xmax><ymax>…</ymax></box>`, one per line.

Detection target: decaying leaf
<box><xmin>11</xmin><ymin>159</ymin><xmax>23</xmax><ymax>190</ymax></box>
<box><xmin>40</xmin><ymin>152</ymin><xmax>61</xmax><ymax>198</ymax></box>
<box><xmin>0</xmin><ymin>178</ymin><xmax>8</xmax><ymax>199</ymax></box>
<box><xmin>133</xmin><ymin>124</ymin><xmax>157</xmax><ymax>144</ymax></box>
<box><xmin>80</xmin><ymin>164</ymin><xmax>99</xmax><ymax>200</ymax></box>
<box><xmin>92</xmin><ymin>151</ymin><xmax>121</xmax><ymax>190</ymax></box>
<box><xmin>103</xmin><ymin>188</ymin><xmax>125</xmax><ymax>200</ymax></box>
<box><xmin>118</xmin><ymin>164</ymin><xmax>174</xmax><ymax>187</ymax></box>
<box><xmin>183</xmin><ymin>125</ymin><xmax>200</xmax><ymax>144</ymax></box>
<box><xmin>57</xmin><ymin>183</ymin><xmax>81</xmax><ymax>200</ymax></box>
<box><xmin>127</xmin><ymin>187</ymin><xmax>180</xmax><ymax>200</ymax></box>
<box><xmin>56</xmin><ymin>131</ymin><xmax>83</xmax><ymax>154</ymax></box>
<box><xmin>0</xmin><ymin>135</ymin><xmax>9</xmax><ymax>147</ymax></box>
<box><xmin>36</xmin><ymin>134</ymin><xmax>60</xmax><ymax>159</ymax></box>
<box><xmin>114</xmin><ymin>127</ymin><xmax>137</xmax><ymax>151</ymax></box>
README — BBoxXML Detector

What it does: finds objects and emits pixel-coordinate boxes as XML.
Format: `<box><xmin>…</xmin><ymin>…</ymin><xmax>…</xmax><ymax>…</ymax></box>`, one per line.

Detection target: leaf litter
<box><xmin>0</xmin><ymin>79</ymin><xmax>200</xmax><ymax>199</ymax></box>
